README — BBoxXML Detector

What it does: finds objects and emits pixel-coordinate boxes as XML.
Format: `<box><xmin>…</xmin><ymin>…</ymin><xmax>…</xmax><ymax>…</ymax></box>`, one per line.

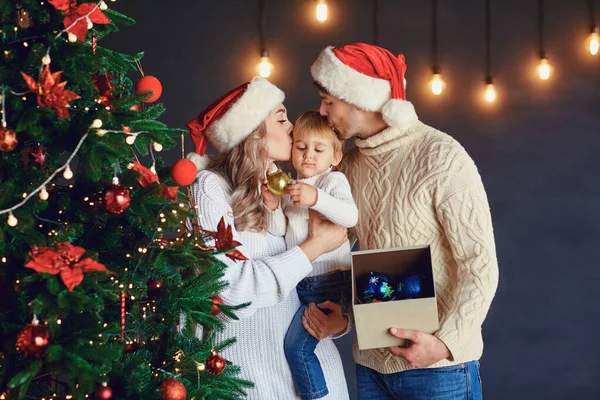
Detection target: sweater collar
<box><xmin>297</xmin><ymin>167</ymin><xmax>332</xmax><ymax>185</ymax></box>
<box><xmin>354</xmin><ymin>121</ymin><xmax>424</xmax><ymax>156</ymax></box>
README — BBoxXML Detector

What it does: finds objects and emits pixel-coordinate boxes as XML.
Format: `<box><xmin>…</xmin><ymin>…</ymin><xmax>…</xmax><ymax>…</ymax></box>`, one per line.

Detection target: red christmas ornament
<box><xmin>95</xmin><ymin>382</ymin><xmax>113</xmax><ymax>400</ymax></box>
<box><xmin>135</xmin><ymin>76</ymin><xmax>163</xmax><ymax>103</ymax></box>
<box><xmin>25</xmin><ymin>242</ymin><xmax>112</xmax><ymax>292</ymax></box>
<box><xmin>130</xmin><ymin>104</ymin><xmax>143</xmax><ymax>111</ymax></box>
<box><xmin>104</xmin><ymin>182</ymin><xmax>131</xmax><ymax>214</ymax></box>
<box><xmin>170</xmin><ymin>159</ymin><xmax>197</xmax><ymax>186</ymax></box>
<box><xmin>206</xmin><ymin>351</ymin><xmax>226</xmax><ymax>375</ymax></box>
<box><xmin>0</xmin><ymin>127</ymin><xmax>18</xmax><ymax>152</ymax></box>
<box><xmin>160</xmin><ymin>378</ymin><xmax>187</xmax><ymax>400</ymax></box>
<box><xmin>16</xmin><ymin>322</ymin><xmax>50</xmax><ymax>358</ymax></box>
<box><xmin>211</xmin><ymin>295</ymin><xmax>223</xmax><ymax>316</ymax></box>
<box><xmin>21</xmin><ymin>65</ymin><xmax>81</xmax><ymax>119</ymax></box>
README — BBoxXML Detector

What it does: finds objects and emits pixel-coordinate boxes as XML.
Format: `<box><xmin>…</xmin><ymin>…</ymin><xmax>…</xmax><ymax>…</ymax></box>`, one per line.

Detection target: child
<box><xmin>263</xmin><ymin>111</ymin><xmax>358</xmax><ymax>400</ymax></box>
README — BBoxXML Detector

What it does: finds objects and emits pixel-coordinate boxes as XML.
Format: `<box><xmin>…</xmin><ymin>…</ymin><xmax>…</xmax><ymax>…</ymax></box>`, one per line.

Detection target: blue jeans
<box><xmin>356</xmin><ymin>361</ymin><xmax>483</xmax><ymax>400</ymax></box>
<box><xmin>284</xmin><ymin>270</ymin><xmax>351</xmax><ymax>400</ymax></box>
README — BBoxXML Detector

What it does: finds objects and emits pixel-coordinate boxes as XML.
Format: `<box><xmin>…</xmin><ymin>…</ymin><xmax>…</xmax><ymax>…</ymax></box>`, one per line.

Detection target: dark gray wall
<box><xmin>103</xmin><ymin>1</ymin><xmax>600</xmax><ymax>399</ymax></box>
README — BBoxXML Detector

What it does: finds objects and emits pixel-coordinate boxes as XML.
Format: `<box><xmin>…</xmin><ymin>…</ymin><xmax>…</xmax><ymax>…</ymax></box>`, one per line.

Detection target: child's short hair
<box><xmin>293</xmin><ymin>111</ymin><xmax>344</xmax><ymax>153</ymax></box>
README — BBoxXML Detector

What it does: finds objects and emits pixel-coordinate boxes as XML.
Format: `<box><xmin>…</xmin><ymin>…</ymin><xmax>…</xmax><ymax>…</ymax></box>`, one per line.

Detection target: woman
<box><xmin>186</xmin><ymin>77</ymin><xmax>351</xmax><ymax>399</ymax></box>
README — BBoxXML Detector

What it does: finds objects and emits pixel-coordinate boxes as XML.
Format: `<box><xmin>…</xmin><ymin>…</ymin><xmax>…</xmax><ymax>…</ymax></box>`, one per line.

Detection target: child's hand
<box><xmin>287</xmin><ymin>182</ymin><xmax>318</xmax><ymax>207</ymax></box>
<box><xmin>261</xmin><ymin>179</ymin><xmax>280</xmax><ymax>211</ymax></box>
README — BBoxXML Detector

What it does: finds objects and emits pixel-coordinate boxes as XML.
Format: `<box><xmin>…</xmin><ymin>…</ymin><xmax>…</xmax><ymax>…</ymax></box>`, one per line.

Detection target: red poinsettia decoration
<box><xmin>49</xmin><ymin>0</ymin><xmax>110</xmax><ymax>41</ymax></box>
<box><xmin>92</xmin><ymin>72</ymin><xmax>114</xmax><ymax>108</ymax></box>
<box><xmin>30</xmin><ymin>145</ymin><xmax>46</xmax><ymax>167</ymax></box>
<box><xmin>159</xmin><ymin>184</ymin><xmax>179</xmax><ymax>201</ymax></box>
<box><xmin>25</xmin><ymin>242</ymin><xmax>113</xmax><ymax>291</ymax></box>
<box><xmin>21</xmin><ymin>65</ymin><xmax>81</xmax><ymax>119</ymax></box>
<box><xmin>131</xmin><ymin>161</ymin><xmax>159</xmax><ymax>188</ymax></box>
<box><xmin>199</xmin><ymin>217</ymin><xmax>248</xmax><ymax>262</ymax></box>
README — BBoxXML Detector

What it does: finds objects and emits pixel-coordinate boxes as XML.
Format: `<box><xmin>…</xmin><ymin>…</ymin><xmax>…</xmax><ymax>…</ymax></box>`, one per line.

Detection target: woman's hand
<box><xmin>261</xmin><ymin>179</ymin><xmax>280</xmax><ymax>211</ymax></box>
<box><xmin>302</xmin><ymin>301</ymin><xmax>349</xmax><ymax>339</ymax></box>
<box><xmin>299</xmin><ymin>210</ymin><xmax>347</xmax><ymax>261</ymax></box>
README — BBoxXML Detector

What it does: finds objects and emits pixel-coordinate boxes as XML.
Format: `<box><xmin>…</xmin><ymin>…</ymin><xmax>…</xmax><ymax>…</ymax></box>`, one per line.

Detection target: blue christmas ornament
<box><xmin>356</xmin><ymin>272</ymin><xmax>396</xmax><ymax>303</ymax></box>
<box><xmin>396</xmin><ymin>273</ymin><xmax>426</xmax><ymax>299</ymax></box>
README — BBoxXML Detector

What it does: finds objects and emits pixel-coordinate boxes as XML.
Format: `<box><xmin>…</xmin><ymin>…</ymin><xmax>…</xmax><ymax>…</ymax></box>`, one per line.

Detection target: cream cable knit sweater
<box><xmin>339</xmin><ymin>121</ymin><xmax>499</xmax><ymax>374</ymax></box>
<box><xmin>191</xmin><ymin>170</ymin><xmax>350</xmax><ymax>399</ymax></box>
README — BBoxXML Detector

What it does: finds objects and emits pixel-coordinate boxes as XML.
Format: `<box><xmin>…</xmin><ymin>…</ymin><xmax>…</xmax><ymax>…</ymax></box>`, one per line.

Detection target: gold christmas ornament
<box><xmin>266</xmin><ymin>170</ymin><xmax>292</xmax><ymax>196</ymax></box>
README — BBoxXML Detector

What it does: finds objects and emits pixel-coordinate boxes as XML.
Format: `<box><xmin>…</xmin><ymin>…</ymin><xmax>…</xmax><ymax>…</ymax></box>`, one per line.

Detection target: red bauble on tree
<box><xmin>135</xmin><ymin>76</ymin><xmax>162</xmax><ymax>103</ymax></box>
<box><xmin>95</xmin><ymin>382</ymin><xmax>113</xmax><ymax>400</ymax></box>
<box><xmin>170</xmin><ymin>159</ymin><xmax>197</xmax><ymax>186</ymax></box>
<box><xmin>205</xmin><ymin>350</ymin><xmax>226</xmax><ymax>375</ymax></box>
<box><xmin>0</xmin><ymin>126</ymin><xmax>18</xmax><ymax>152</ymax></box>
<box><xmin>211</xmin><ymin>295</ymin><xmax>223</xmax><ymax>316</ymax></box>
<box><xmin>160</xmin><ymin>378</ymin><xmax>187</xmax><ymax>400</ymax></box>
<box><xmin>16</xmin><ymin>321</ymin><xmax>50</xmax><ymax>358</ymax></box>
<box><xmin>104</xmin><ymin>178</ymin><xmax>131</xmax><ymax>214</ymax></box>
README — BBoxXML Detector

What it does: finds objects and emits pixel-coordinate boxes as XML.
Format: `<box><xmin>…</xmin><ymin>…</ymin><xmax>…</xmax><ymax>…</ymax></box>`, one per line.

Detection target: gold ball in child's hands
<box><xmin>266</xmin><ymin>170</ymin><xmax>293</xmax><ymax>196</ymax></box>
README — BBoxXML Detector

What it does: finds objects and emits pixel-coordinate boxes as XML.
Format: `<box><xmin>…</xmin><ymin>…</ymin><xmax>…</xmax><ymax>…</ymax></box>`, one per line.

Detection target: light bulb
<box><xmin>99</xmin><ymin>0</ymin><xmax>108</xmax><ymax>10</ymax></box>
<box><xmin>42</xmin><ymin>54</ymin><xmax>51</xmax><ymax>65</ymax></box>
<box><xmin>316</xmin><ymin>1</ymin><xmax>328</xmax><ymax>22</ymax></box>
<box><xmin>91</xmin><ymin>119</ymin><xmax>103</xmax><ymax>128</ymax></box>
<box><xmin>63</xmin><ymin>164</ymin><xmax>73</xmax><ymax>179</ymax></box>
<box><xmin>7</xmin><ymin>212</ymin><xmax>18</xmax><ymax>227</ymax></box>
<box><xmin>484</xmin><ymin>83</ymin><xmax>497</xmax><ymax>103</ymax></box>
<box><xmin>125</xmin><ymin>135</ymin><xmax>136</xmax><ymax>145</ymax></box>
<box><xmin>538</xmin><ymin>57</ymin><xmax>551</xmax><ymax>80</ymax></box>
<box><xmin>96</xmin><ymin>129</ymin><xmax>107</xmax><ymax>137</ymax></box>
<box><xmin>67</xmin><ymin>32</ymin><xmax>77</xmax><ymax>42</ymax></box>
<box><xmin>588</xmin><ymin>27</ymin><xmax>599</xmax><ymax>55</ymax></box>
<box><xmin>153</xmin><ymin>142</ymin><xmax>163</xmax><ymax>152</ymax></box>
<box><xmin>39</xmin><ymin>187</ymin><xmax>49</xmax><ymax>200</ymax></box>
<box><xmin>86</xmin><ymin>18</ymin><xmax>93</xmax><ymax>29</ymax></box>
<box><xmin>430</xmin><ymin>73</ymin><xmax>444</xmax><ymax>95</ymax></box>
<box><xmin>257</xmin><ymin>54</ymin><xmax>273</xmax><ymax>78</ymax></box>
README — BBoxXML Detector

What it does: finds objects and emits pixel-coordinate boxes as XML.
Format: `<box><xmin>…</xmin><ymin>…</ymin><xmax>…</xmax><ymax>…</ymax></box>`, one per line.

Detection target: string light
<box><xmin>538</xmin><ymin>56</ymin><xmax>551</xmax><ymax>80</ymax></box>
<box><xmin>589</xmin><ymin>26</ymin><xmax>600</xmax><ymax>55</ymax></box>
<box><xmin>483</xmin><ymin>0</ymin><xmax>496</xmax><ymax>103</ymax></box>
<box><xmin>257</xmin><ymin>50</ymin><xmax>273</xmax><ymax>78</ymax></box>
<box><xmin>39</xmin><ymin>187</ymin><xmax>49</xmax><ymax>200</ymax></box>
<box><xmin>430</xmin><ymin>0</ymin><xmax>445</xmax><ymax>95</ymax></box>
<box><xmin>7</xmin><ymin>212</ymin><xmax>18</xmax><ymax>227</ymax></box>
<box><xmin>153</xmin><ymin>142</ymin><xmax>163</xmax><ymax>152</ymax></box>
<box><xmin>63</xmin><ymin>164</ymin><xmax>74</xmax><ymax>179</ymax></box>
<box><xmin>316</xmin><ymin>0</ymin><xmax>328</xmax><ymax>22</ymax></box>
<box><xmin>67</xmin><ymin>32</ymin><xmax>77</xmax><ymax>42</ymax></box>
<box><xmin>537</xmin><ymin>0</ymin><xmax>551</xmax><ymax>81</ymax></box>
<box><xmin>91</xmin><ymin>119</ymin><xmax>103</xmax><ymax>128</ymax></box>
<box><xmin>484</xmin><ymin>78</ymin><xmax>497</xmax><ymax>103</ymax></box>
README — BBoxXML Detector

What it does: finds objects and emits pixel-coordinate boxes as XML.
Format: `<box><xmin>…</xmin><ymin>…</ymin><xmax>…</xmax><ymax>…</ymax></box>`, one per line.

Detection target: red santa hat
<box><xmin>186</xmin><ymin>77</ymin><xmax>285</xmax><ymax>170</ymax></box>
<box><xmin>311</xmin><ymin>43</ymin><xmax>418</xmax><ymax>129</ymax></box>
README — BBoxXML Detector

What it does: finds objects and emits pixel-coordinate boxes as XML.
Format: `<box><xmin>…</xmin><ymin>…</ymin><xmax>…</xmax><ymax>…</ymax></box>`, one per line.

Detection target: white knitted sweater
<box><xmin>191</xmin><ymin>170</ymin><xmax>350</xmax><ymax>399</ymax></box>
<box><xmin>266</xmin><ymin>167</ymin><xmax>359</xmax><ymax>277</ymax></box>
<box><xmin>338</xmin><ymin>121</ymin><xmax>499</xmax><ymax>374</ymax></box>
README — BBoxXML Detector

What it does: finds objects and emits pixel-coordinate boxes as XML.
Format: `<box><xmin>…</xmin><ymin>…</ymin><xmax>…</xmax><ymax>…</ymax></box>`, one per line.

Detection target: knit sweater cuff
<box><xmin>264</xmin><ymin>203</ymin><xmax>286</xmax><ymax>237</ymax></box>
<box><xmin>435</xmin><ymin>329</ymin><xmax>460</xmax><ymax>362</ymax></box>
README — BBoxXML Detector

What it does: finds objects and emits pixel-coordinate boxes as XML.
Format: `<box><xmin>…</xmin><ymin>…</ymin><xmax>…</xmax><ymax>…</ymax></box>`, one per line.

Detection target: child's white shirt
<box><xmin>266</xmin><ymin>167</ymin><xmax>358</xmax><ymax>277</ymax></box>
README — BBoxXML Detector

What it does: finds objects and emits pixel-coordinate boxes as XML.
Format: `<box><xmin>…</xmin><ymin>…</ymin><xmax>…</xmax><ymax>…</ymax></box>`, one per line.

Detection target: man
<box><xmin>310</xmin><ymin>42</ymin><xmax>499</xmax><ymax>399</ymax></box>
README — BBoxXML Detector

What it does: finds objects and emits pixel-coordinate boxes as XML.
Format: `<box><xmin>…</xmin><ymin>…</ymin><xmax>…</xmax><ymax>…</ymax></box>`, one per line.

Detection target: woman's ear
<box><xmin>331</xmin><ymin>151</ymin><xmax>343</xmax><ymax>167</ymax></box>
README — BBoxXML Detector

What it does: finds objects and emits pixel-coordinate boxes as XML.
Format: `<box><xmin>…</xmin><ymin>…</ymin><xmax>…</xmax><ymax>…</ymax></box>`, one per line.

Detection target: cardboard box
<box><xmin>351</xmin><ymin>245</ymin><xmax>439</xmax><ymax>350</ymax></box>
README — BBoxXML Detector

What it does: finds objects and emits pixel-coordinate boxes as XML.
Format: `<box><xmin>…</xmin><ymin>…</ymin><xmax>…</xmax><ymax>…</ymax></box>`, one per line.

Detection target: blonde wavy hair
<box><xmin>209</xmin><ymin>122</ymin><xmax>269</xmax><ymax>233</ymax></box>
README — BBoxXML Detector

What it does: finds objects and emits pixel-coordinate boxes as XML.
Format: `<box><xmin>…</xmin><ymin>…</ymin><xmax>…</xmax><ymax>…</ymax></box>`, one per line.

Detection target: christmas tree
<box><xmin>0</xmin><ymin>1</ymin><xmax>251</xmax><ymax>398</ymax></box>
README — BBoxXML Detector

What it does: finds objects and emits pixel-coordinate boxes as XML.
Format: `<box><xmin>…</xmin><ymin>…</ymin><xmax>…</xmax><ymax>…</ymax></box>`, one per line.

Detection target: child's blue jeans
<box><xmin>284</xmin><ymin>269</ymin><xmax>351</xmax><ymax>400</ymax></box>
